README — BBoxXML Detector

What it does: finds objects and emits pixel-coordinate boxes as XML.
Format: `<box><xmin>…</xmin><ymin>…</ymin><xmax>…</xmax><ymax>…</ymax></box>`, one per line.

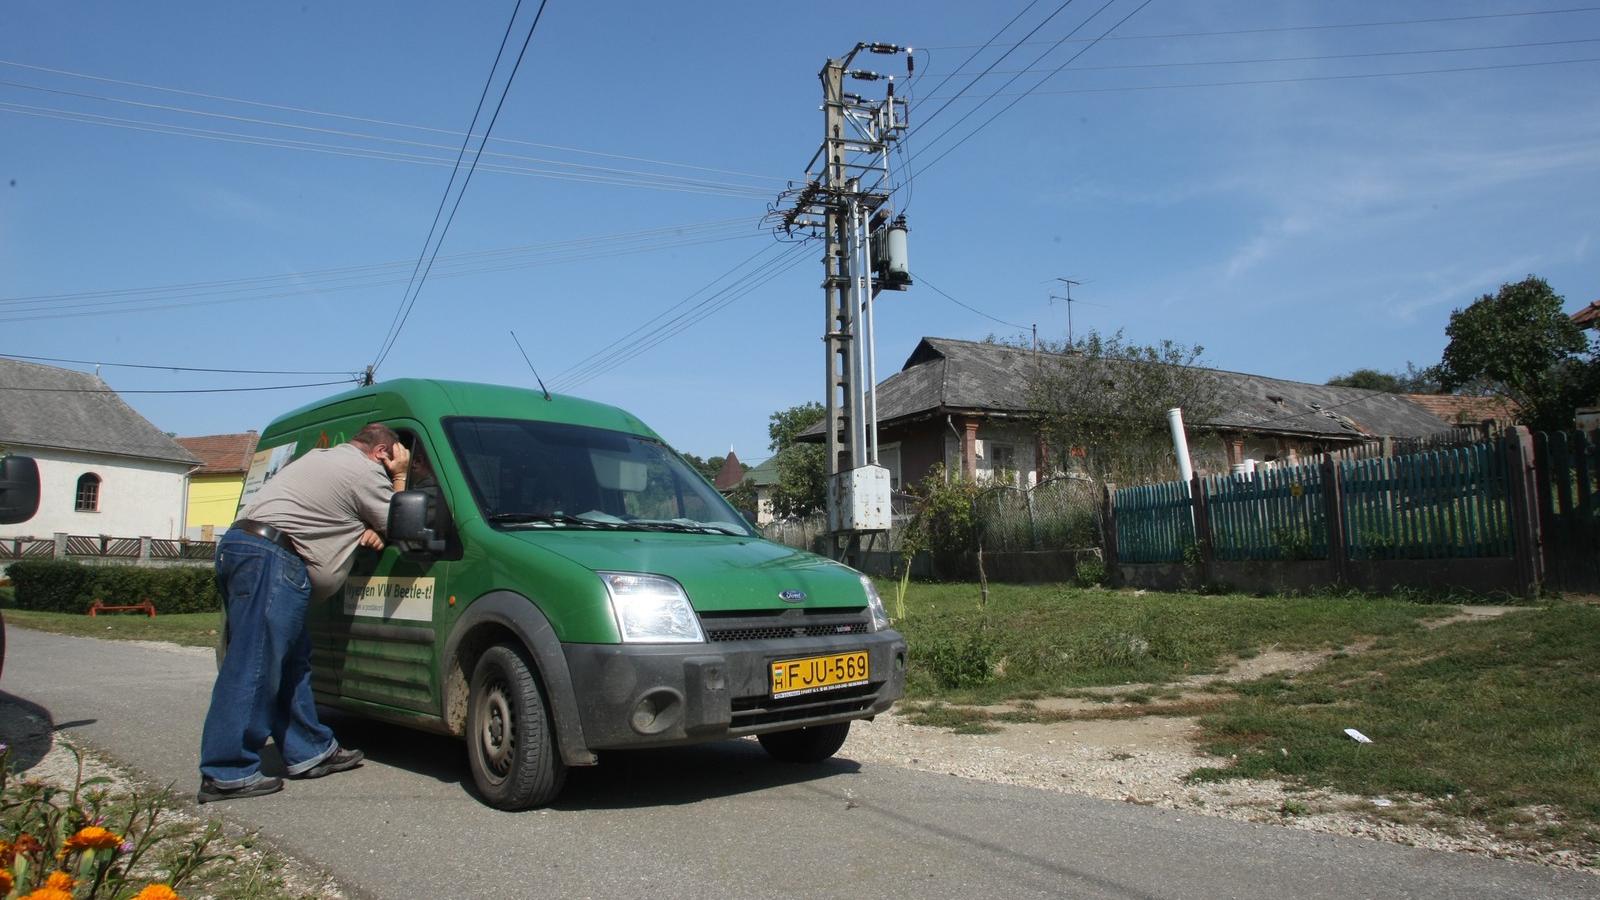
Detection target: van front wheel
<box><xmin>466</xmin><ymin>644</ymin><xmax>566</xmax><ymax>809</ymax></box>
<box><xmin>757</xmin><ymin>722</ymin><xmax>850</xmax><ymax>763</ymax></box>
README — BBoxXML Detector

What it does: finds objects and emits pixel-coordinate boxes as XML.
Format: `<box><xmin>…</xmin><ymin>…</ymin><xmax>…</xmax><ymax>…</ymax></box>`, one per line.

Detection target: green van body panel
<box><xmin>244</xmin><ymin>379</ymin><xmax>906</xmax><ymax>767</ymax></box>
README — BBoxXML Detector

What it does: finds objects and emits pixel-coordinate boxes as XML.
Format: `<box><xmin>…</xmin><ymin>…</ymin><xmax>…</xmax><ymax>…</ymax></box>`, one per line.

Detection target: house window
<box><xmin>878</xmin><ymin>443</ymin><xmax>902</xmax><ymax>492</ymax></box>
<box><xmin>75</xmin><ymin>473</ymin><xmax>101</xmax><ymax>512</ymax></box>
<box><xmin>990</xmin><ymin>443</ymin><xmax>1018</xmax><ymax>485</ymax></box>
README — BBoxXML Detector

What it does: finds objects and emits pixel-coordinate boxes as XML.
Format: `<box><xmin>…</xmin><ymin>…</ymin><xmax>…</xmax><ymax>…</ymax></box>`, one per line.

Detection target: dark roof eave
<box><xmin>0</xmin><ymin>437</ymin><xmax>201</xmax><ymax>467</ymax></box>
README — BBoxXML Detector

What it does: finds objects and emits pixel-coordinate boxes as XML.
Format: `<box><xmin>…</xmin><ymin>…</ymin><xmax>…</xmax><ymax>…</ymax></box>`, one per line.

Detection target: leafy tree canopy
<box><xmin>1436</xmin><ymin>275</ymin><xmax>1598</xmax><ymax>431</ymax></box>
<box><xmin>1026</xmin><ymin>330</ymin><xmax>1223</xmax><ymax>483</ymax></box>
<box><xmin>1325</xmin><ymin>362</ymin><xmax>1441</xmax><ymax>394</ymax></box>
<box><xmin>765</xmin><ymin>402</ymin><xmax>827</xmax><ymax>519</ymax></box>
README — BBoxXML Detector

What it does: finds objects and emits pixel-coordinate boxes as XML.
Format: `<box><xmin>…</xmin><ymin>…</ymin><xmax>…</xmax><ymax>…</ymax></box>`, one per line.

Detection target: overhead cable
<box><xmin>0</xmin><ymin>379</ymin><xmax>357</xmax><ymax>394</ymax></box>
<box><xmin>373</xmin><ymin>0</ymin><xmax>551</xmax><ymax>372</ymax></box>
<box><xmin>0</xmin><ymin>352</ymin><xmax>353</xmax><ymax>376</ymax></box>
<box><xmin>0</xmin><ymin>58</ymin><xmax>788</xmax><ymax>185</ymax></box>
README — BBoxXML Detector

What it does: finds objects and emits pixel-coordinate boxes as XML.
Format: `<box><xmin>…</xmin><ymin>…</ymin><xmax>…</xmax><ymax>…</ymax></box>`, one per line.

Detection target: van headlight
<box><xmin>860</xmin><ymin>574</ymin><xmax>890</xmax><ymax>631</ymax></box>
<box><xmin>598</xmin><ymin>572</ymin><xmax>705</xmax><ymax>643</ymax></box>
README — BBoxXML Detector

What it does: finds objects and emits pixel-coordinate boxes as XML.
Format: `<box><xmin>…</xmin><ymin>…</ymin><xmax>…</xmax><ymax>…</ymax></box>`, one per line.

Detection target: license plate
<box><xmin>771</xmin><ymin>651</ymin><xmax>870</xmax><ymax>699</ymax></box>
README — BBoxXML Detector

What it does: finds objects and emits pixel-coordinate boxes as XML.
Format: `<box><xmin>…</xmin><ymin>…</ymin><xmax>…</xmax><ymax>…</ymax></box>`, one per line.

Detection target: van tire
<box><xmin>757</xmin><ymin>722</ymin><xmax>850</xmax><ymax>763</ymax></box>
<box><xmin>467</xmin><ymin>643</ymin><xmax>567</xmax><ymax>809</ymax></box>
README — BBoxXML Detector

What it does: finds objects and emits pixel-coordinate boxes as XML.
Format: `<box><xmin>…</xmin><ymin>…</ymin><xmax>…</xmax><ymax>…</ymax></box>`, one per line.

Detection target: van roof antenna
<box><xmin>510</xmin><ymin>331</ymin><xmax>553</xmax><ymax>401</ymax></box>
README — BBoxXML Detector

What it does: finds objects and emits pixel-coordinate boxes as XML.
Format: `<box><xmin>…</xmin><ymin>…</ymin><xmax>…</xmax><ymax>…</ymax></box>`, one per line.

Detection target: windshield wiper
<box><xmin>626</xmin><ymin>519</ymin><xmax>745</xmax><ymax>536</ymax></box>
<box><xmin>487</xmin><ymin>512</ymin><xmax>617</xmax><ymax>529</ymax></box>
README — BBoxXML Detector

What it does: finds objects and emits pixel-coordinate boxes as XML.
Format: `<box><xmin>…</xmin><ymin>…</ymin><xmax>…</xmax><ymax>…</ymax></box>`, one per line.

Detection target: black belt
<box><xmin>230</xmin><ymin>519</ymin><xmax>300</xmax><ymax>556</ymax></box>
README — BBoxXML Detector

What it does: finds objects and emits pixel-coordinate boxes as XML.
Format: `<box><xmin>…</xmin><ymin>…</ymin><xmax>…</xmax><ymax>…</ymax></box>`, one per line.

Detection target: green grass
<box><xmin>3</xmin><ymin>609</ymin><xmax>220</xmax><ymax>648</ymax></box>
<box><xmin>885</xmin><ymin>580</ymin><xmax>1449</xmax><ymax>704</ymax></box>
<box><xmin>1191</xmin><ymin>604</ymin><xmax>1600</xmax><ymax>852</ymax></box>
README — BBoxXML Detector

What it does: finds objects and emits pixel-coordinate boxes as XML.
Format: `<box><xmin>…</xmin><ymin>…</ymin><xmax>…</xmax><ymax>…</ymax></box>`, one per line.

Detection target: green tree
<box><xmin>1325</xmin><ymin>362</ymin><xmax>1441</xmax><ymax>394</ymax></box>
<box><xmin>1436</xmin><ymin>276</ymin><xmax>1599</xmax><ymax>431</ymax></box>
<box><xmin>765</xmin><ymin>402</ymin><xmax>827</xmax><ymax>519</ymax></box>
<box><xmin>1026</xmin><ymin>330</ymin><xmax>1224</xmax><ymax>483</ymax></box>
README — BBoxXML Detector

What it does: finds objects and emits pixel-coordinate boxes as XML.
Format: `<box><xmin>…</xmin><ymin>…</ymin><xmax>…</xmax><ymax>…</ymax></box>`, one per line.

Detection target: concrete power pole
<box><xmin>773</xmin><ymin>43</ymin><xmax>912</xmax><ymax>563</ymax></box>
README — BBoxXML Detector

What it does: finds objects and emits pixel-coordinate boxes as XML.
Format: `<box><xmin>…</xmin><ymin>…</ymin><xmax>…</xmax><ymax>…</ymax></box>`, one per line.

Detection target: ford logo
<box><xmin>779</xmin><ymin>590</ymin><xmax>807</xmax><ymax>603</ymax></box>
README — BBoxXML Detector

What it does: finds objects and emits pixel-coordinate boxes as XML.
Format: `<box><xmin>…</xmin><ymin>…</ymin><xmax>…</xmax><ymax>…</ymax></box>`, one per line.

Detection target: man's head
<box><xmin>350</xmin><ymin>423</ymin><xmax>403</xmax><ymax>467</ymax></box>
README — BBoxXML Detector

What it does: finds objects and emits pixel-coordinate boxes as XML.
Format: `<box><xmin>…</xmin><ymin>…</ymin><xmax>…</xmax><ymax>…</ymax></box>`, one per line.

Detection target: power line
<box><xmin>0</xmin><ymin>101</ymin><xmax>770</xmax><ymax>200</ymax></box>
<box><xmin>913</xmin><ymin>273</ymin><xmax>1030</xmax><ymax>331</ymax></box>
<box><xmin>0</xmin><ymin>58</ymin><xmax>788</xmax><ymax>185</ymax></box>
<box><xmin>0</xmin><ymin>229</ymin><xmax>763</xmax><ymax>323</ymax></box>
<box><xmin>917</xmin><ymin>6</ymin><xmax>1600</xmax><ymax>49</ymax></box>
<box><xmin>552</xmin><ymin>242</ymin><xmax>812</xmax><ymax>392</ymax></box>
<box><xmin>918</xmin><ymin>55</ymin><xmax>1600</xmax><ymax>101</ymax></box>
<box><xmin>915</xmin><ymin>37</ymin><xmax>1600</xmax><ymax>78</ymax></box>
<box><xmin>0</xmin><ymin>379</ymin><xmax>357</xmax><ymax>394</ymax></box>
<box><xmin>372</xmin><ymin>0</ymin><xmax>552</xmax><ymax>373</ymax></box>
<box><xmin>0</xmin><ymin>217</ymin><xmax>756</xmax><ymax>305</ymax></box>
<box><xmin>0</xmin><ymin>352</ymin><xmax>353</xmax><ymax>376</ymax></box>
<box><xmin>0</xmin><ymin>78</ymin><xmax>776</xmax><ymax>197</ymax></box>
<box><xmin>907</xmin><ymin>0</ymin><xmax>1156</xmax><ymax>180</ymax></box>
<box><xmin>904</xmin><ymin>0</ymin><xmax>1047</xmax><ymax>137</ymax></box>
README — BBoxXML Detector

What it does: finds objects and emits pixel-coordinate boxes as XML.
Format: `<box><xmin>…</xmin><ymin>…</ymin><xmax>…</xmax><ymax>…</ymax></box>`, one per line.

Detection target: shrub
<box><xmin>1073</xmin><ymin>556</ymin><xmax>1106</xmax><ymax>588</ymax></box>
<box><xmin>915</xmin><ymin>625</ymin><xmax>998</xmax><ymax>689</ymax></box>
<box><xmin>8</xmin><ymin>561</ymin><xmax>219</xmax><ymax>614</ymax></box>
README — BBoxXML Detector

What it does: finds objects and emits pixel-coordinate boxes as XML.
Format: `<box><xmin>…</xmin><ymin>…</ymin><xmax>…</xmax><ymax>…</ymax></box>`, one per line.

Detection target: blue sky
<box><xmin>4</xmin><ymin>1</ymin><xmax>1598</xmax><ymax>466</ymax></box>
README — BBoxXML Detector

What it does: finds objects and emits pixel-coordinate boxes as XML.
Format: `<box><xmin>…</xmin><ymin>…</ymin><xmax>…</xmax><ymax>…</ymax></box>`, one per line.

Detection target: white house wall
<box><xmin>0</xmin><ymin>446</ymin><xmax>190</xmax><ymax>540</ymax></box>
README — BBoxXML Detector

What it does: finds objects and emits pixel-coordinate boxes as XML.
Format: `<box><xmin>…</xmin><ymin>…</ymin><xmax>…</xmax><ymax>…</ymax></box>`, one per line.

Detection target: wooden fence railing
<box><xmin>1107</xmin><ymin>428</ymin><xmax>1555</xmax><ymax>596</ymax></box>
<box><xmin>0</xmin><ymin>534</ymin><xmax>216</xmax><ymax>564</ymax></box>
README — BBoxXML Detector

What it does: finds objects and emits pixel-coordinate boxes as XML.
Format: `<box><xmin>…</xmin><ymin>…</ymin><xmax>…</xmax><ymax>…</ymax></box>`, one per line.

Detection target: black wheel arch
<box><xmin>442</xmin><ymin>591</ymin><xmax>596</xmax><ymax>767</ymax></box>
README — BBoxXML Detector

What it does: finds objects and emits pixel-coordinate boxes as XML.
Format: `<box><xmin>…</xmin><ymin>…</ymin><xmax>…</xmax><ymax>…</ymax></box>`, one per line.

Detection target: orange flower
<box><xmin>19</xmin><ymin>887</ymin><xmax>73</xmax><ymax>900</ymax></box>
<box><xmin>132</xmin><ymin>884</ymin><xmax>182</xmax><ymax>900</ymax></box>
<box><xmin>12</xmin><ymin>833</ymin><xmax>43</xmax><ymax>857</ymax></box>
<box><xmin>0</xmin><ymin>869</ymin><xmax>13</xmax><ymax>894</ymax></box>
<box><xmin>63</xmin><ymin>825</ymin><xmax>123</xmax><ymax>854</ymax></box>
<box><xmin>44</xmin><ymin>871</ymin><xmax>77</xmax><ymax>891</ymax></box>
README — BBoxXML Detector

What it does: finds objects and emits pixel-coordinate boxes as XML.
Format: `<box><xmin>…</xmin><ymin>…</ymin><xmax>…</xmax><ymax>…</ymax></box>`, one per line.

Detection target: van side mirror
<box><xmin>0</xmin><ymin>456</ymin><xmax>41</xmax><ymax>525</ymax></box>
<box><xmin>387</xmin><ymin>490</ymin><xmax>446</xmax><ymax>554</ymax></box>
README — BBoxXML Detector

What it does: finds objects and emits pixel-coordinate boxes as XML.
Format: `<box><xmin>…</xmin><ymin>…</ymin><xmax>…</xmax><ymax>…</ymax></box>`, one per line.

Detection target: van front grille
<box><xmin>730</xmin><ymin>682</ymin><xmax>880</xmax><ymax>729</ymax></box>
<box><xmin>706</xmin><ymin>622</ymin><xmax>870</xmax><ymax>642</ymax></box>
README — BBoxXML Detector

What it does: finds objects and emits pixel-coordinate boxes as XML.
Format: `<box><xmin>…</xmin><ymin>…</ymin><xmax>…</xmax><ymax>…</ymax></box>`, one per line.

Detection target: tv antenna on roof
<box><xmin>1049</xmin><ymin>277</ymin><xmax>1083</xmax><ymax>345</ymax></box>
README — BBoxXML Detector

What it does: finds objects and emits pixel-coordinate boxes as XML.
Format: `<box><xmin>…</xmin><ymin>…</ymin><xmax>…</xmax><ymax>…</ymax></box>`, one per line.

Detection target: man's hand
<box><xmin>358</xmin><ymin>528</ymin><xmax>385</xmax><ymax>551</ymax></box>
<box><xmin>384</xmin><ymin>442</ymin><xmax>412</xmax><ymax>479</ymax></box>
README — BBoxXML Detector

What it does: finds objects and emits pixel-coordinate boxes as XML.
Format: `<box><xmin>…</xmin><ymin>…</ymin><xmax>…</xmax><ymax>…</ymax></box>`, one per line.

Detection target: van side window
<box><xmin>398</xmin><ymin>430</ymin><xmax>458</xmax><ymax>551</ymax></box>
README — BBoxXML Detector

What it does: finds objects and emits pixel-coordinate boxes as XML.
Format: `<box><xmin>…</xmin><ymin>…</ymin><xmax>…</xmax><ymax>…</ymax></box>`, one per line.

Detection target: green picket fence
<box><xmin>1115</xmin><ymin>436</ymin><xmax>1514</xmax><ymax>566</ymax></box>
<box><xmin>1537</xmin><ymin>428</ymin><xmax>1600</xmax><ymax>591</ymax></box>
<box><xmin>1206</xmin><ymin>464</ymin><xmax>1328</xmax><ymax>561</ymax></box>
<box><xmin>1340</xmin><ymin>441</ymin><xmax>1513</xmax><ymax>560</ymax></box>
<box><xmin>1112</xmin><ymin>480</ymin><xmax>1194</xmax><ymax>563</ymax></box>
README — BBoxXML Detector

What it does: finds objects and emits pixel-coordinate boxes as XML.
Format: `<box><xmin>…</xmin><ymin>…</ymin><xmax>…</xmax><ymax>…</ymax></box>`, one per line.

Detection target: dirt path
<box><xmin>843</xmin><ymin>605</ymin><xmax>1595</xmax><ymax>873</ymax></box>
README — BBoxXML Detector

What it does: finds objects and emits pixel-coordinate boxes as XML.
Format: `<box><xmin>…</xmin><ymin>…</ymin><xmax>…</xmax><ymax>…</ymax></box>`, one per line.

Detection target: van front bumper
<box><xmin>561</xmin><ymin>629</ymin><xmax>906</xmax><ymax>750</ymax></box>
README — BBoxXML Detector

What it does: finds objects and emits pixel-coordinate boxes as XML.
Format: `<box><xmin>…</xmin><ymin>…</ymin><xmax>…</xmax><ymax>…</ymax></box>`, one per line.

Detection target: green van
<box><xmin>232</xmin><ymin>379</ymin><xmax>906</xmax><ymax>809</ymax></box>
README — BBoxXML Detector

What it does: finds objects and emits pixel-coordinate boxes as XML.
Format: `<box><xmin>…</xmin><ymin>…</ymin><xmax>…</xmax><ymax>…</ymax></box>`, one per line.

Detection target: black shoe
<box><xmin>291</xmin><ymin>746</ymin><xmax>364</xmax><ymax>779</ymax></box>
<box><xmin>197</xmin><ymin>776</ymin><xmax>283</xmax><ymax>804</ymax></box>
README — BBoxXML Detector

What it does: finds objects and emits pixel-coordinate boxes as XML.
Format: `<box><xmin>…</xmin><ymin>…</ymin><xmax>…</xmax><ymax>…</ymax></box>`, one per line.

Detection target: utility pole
<box><xmin>772</xmin><ymin>43</ymin><xmax>912</xmax><ymax>564</ymax></box>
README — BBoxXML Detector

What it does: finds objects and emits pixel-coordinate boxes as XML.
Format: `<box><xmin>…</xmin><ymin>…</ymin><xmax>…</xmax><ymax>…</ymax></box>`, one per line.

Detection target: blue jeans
<box><xmin>199</xmin><ymin>530</ymin><xmax>337</xmax><ymax>787</ymax></box>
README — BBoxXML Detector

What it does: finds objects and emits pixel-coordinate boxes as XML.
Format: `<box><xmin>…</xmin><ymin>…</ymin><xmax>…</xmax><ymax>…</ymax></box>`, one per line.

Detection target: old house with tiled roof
<box><xmin>801</xmin><ymin>337</ymin><xmax>1466</xmax><ymax>488</ymax></box>
<box><xmin>0</xmin><ymin>358</ymin><xmax>200</xmax><ymax>539</ymax></box>
<box><xmin>174</xmin><ymin>431</ymin><xmax>258</xmax><ymax>539</ymax></box>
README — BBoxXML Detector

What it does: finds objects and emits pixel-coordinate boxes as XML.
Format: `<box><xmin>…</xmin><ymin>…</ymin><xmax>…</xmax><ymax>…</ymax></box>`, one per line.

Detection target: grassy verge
<box><xmin>3</xmin><ymin>609</ymin><xmax>220</xmax><ymax>648</ymax></box>
<box><xmin>886</xmin><ymin>581</ymin><xmax>1450</xmax><ymax>704</ymax></box>
<box><xmin>1189</xmin><ymin>604</ymin><xmax>1600</xmax><ymax>853</ymax></box>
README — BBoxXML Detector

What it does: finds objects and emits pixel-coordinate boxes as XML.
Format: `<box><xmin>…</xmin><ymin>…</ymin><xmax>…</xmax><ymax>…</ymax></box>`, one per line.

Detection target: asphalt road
<box><xmin>3</xmin><ymin>626</ymin><xmax>1592</xmax><ymax>899</ymax></box>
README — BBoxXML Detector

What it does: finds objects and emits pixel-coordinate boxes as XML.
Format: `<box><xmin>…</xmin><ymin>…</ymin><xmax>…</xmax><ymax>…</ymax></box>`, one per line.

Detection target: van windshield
<box><xmin>444</xmin><ymin>417</ymin><xmax>755</xmax><ymax>537</ymax></box>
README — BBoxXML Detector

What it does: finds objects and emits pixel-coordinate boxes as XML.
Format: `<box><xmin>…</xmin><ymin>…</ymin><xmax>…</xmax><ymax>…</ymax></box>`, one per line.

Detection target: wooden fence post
<box><xmin>1189</xmin><ymin>474</ymin><xmax>1215</xmax><ymax>586</ymax></box>
<box><xmin>1321</xmin><ymin>457</ymin><xmax>1349</xmax><ymax>586</ymax></box>
<box><xmin>1504</xmin><ymin>426</ymin><xmax>1544</xmax><ymax>597</ymax></box>
<box><xmin>1101</xmin><ymin>482</ymin><xmax>1119</xmax><ymax>584</ymax></box>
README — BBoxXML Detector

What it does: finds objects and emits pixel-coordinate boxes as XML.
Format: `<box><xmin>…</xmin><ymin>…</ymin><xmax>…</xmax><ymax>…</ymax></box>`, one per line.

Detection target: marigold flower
<box><xmin>44</xmin><ymin>870</ymin><xmax>77</xmax><ymax>890</ymax></box>
<box><xmin>63</xmin><ymin>826</ymin><xmax>123</xmax><ymax>853</ymax></box>
<box><xmin>0</xmin><ymin>869</ymin><xmax>13</xmax><ymax>894</ymax></box>
<box><xmin>132</xmin><ymin>884</ymin><xmax>182</xmax><ymax>900</ymax></box>
<box><xmin>13</xmin><ymin>833</ymin><xmax>43</xmax><ymax>856</ymax></box>
<box><xmin>19</xmin><ymin>888</ymin><xmax>73</xmax><ymax>900</ymax></box>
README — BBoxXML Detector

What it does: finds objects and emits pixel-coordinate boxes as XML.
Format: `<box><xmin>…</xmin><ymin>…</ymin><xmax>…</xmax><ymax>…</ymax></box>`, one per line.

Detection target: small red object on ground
<box><xmin>87</xmin><ymin>599</ymin><xmax>156</xmax><ymax>618</ymax></box>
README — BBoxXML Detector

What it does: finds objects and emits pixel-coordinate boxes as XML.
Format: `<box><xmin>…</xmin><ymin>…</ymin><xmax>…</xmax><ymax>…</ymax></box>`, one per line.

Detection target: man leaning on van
<box><xmin>197</xmin><ymin>424</ymin><xmax>410</xmax><ymax>803</ymax></box>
